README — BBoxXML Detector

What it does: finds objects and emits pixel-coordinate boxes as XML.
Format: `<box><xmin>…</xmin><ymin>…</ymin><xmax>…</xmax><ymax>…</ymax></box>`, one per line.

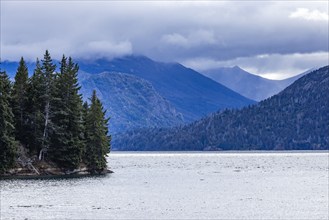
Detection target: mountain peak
<box><xmin>114</xmin><ymin>54</ymin><xmax>153</xmax><ymax>62</ymax></box>
<box><xmin>202</xmin><ymin>65</ymin><xmax>310</xmax><ymax>101</ymax></box>
<box><xmin>232</xmin><ymin>65</ymin><xmax>242</xmax><ymax>70</ymax></box>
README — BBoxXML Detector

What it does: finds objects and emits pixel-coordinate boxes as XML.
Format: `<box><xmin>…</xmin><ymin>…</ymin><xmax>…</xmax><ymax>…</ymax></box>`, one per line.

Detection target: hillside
<box><xmin>79</xmin><ymin>71</ymin><xmax>184</xmax><ymax>133</ymax></box>
<box><xmin>113</xmin><ymin>66</ymin><xmax>329</xmax><ymax>151</ymax></box>
<box><xmin>202</xmin><ymin>66</ymin><xmax>309</xmax><ymax>101</ymax></box>
<box><xmin>78</xmin><ymin>56</ymin><xmax>256</xmax><ymax>121</ymax></box>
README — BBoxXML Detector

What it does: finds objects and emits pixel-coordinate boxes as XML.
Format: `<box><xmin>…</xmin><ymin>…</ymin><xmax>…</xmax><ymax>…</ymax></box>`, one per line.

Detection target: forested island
<box><xmin>0</xmin><ymin>51</ymin><xmax>111</xmax><ymax>177</ymax></box>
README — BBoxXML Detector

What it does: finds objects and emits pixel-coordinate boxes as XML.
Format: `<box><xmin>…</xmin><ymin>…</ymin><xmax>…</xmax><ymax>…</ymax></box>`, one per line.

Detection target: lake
<box><xmin>1</xmin><ymin>151</ymin><xmax>328</xmax><ymax>219</ymax></box>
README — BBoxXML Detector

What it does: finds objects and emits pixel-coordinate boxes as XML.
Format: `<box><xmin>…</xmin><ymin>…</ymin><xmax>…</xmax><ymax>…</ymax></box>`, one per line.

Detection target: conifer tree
<box><xmin>0</xmin><ymin>71</ymin><xmax>17</xmax><ymax>173</ymax></box>
<box><xmin>49</xmin><ymin>56</ymin><xmax>84</xmax><ymax>169</ymax></box>
<box><xmin>85</xmin><ymin>90</ymin><xmax>110</xmax><ymax>172</ymax></box>
<box><xmin>11</xmin><ymin>57</ymin><xmax>29</xmax><ymax>145</ymax></box>
<box><xmin>82</xmin><ymin>101</ymin><xmax>89</xmax><ymax>131</ymax></box>
<box><xmin>26</xmin><ymin>59</ymin><xmax>46</xmax><ymax>154</ymax></box>
<box><xmin>81</xmin><ymin>101</ymin><xmax>89</xmax><ymax>159</ymax></box>
<box><xmin>39</xmin><ymin>50</ymin><xmax>56</xmax><ymax>159</ymax></box>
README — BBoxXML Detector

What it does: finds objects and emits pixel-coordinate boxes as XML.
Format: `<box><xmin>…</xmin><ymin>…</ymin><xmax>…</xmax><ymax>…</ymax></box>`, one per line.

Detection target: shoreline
<box><xmin>0</xmin><ymin>162</ymin><xmax>114</xmax><ymax>180</ymax></box>
<box><xmin>0</xmin><ymin>170</ymin><xmax>114</xmax><ymax>180</ymax></box>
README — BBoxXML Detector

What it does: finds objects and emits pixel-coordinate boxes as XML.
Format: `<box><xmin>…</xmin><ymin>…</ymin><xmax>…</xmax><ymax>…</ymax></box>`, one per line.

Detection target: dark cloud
<box><xmin>1</xmin><ymin>1</ymin><xmax>328</xmax><ymax>78</ymax></box>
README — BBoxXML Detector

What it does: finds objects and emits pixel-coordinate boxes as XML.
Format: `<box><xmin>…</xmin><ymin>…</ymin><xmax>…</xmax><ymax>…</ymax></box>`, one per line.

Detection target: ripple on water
<box><xmin>1</xmin><ymin>151</ymin><xmax>328</xmax><ymax>220</ymax></box>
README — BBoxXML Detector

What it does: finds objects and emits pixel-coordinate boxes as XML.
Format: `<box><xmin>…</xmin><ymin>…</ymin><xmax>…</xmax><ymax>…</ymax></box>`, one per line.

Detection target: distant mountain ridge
<box><xmin>78</xmin><ymin>55</ymin><xmax>256</xmax><ymax>121</ymax></box>
<box><xmin>113</xmin><ymin>66</ymin><xmax>329</xmax><ymax>151</ymax></box>
<box><xmin>202</xmin><ymin>66</ymin><xmax>310</xmax><ymax>101</ymax></box>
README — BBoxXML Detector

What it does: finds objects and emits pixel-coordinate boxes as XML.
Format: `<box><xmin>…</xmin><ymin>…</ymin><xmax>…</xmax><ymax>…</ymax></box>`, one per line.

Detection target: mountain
<box><xmin>202</xmin><ymin>66</ymin><xmax>311</xmax><ymax>101</ymax></box>
<box><xmin>79</xmin><ymin>71</ymin><xmax>184</xmax><ymax>133</ymax></box>
<box><xmin>77</xmin><ymin>56</ymin><xmax>256</xmax><ymax>121</ymax></box>
<box><xmin>113</xmin><ymin>66</ymin><xmax>329</xmax><ymax>151</ymax></box>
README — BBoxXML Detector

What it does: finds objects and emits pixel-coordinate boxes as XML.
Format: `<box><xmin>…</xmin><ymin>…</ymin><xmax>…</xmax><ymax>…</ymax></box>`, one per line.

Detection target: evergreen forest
<box><xmin>0</xmin><ymin>51</ymin><xmax>111</xmax><ymax>174</ymax></box>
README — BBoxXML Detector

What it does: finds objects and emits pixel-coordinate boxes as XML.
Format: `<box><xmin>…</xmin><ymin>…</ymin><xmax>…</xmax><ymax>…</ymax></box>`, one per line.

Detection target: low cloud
<box><xmin>76</xmin><ymin>40</ymin><xmax>132</xmax><ymax>60</ymax></box>
<box><xmin>290</xmin><ymin>8</ymin><xmax>329</xmax><ymax>21</ymax></box>
<box><xmin>1</xmin><ymin>40</ymin><xmax>132</xmax><ymax>62</ymax></box>
<box><xmin>162</xmin><ymin>30</ymin><xmax>216</xmax><ymax>48</ymax></box>
<box><xmin>1</xmin><ymin>39</ymin><xmax>70</xmax><ymax>61</ymax></box>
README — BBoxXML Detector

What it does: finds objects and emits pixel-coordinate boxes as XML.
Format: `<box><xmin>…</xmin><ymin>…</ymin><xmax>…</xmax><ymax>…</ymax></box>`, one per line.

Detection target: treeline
<box><xmin>113</xmin><ymin>66</ymin><xmax>329</xmax><ymax>151</ymax></box>
<box><xmin>0</xmin><ymin>50</ymin><xmax>110</xmax><ymax>173</ymax></box>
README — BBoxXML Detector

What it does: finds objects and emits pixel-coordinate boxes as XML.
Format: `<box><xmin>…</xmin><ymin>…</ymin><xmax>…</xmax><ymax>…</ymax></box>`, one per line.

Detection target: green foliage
<box><xmin>81</xmin><ymin>101</ymin><xmax>89</xmax><ymax>159</ymax></box>
<box><xmin>40</xmin><ymin>50</ymin><xmax>57</xmax><ymax>151</ymax></box>
<box><xmin>48</xmin><ymin>56</ymin><xmax>84</xmax><ymax>169</ymax></box>
<box><xmin>2</xmin><ymin>51</ymin><xmax>111</xmax><ymax>173</ymax></box>
<box><xmin>85</xmin><ymin>90</ymin><xmax>111</xmax><ymax>172</ymax></box>
<box><xmin>25</xmin><ymin>51</ymin><xmax>57</xmax><ymax>156</ymax></box>
<box><xmin>25</xmin><ymin>59</ymin><xmax>46</xmax><ymax>154</ymax></box>
<box><xmin>11</xmin><ymin>57</ymin><xmax>29</xmax><ymax>145</ymax></box>
<box><xmin>0</xmin><ymin>71</ymin><xmax>17</xmax><ymax>173</ymax></box>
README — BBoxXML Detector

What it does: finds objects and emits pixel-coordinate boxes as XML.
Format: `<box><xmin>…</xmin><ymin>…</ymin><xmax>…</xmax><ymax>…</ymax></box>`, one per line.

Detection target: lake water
<box><xmin>1</xmin><ymin>152</ymin><xmax>328</xmax><ymax>219</ymax></box>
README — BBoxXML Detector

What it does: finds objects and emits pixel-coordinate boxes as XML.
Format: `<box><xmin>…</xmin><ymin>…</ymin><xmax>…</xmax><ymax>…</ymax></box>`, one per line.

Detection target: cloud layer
<box><xmin>290</xmin><ymin>8</ymin><xmax>329</xmax><ymax>21</ymax></box>
<box><xmin>1</xmin><ymin>1</ymin><xmax>328</xmax><ymax>78</ymax></box>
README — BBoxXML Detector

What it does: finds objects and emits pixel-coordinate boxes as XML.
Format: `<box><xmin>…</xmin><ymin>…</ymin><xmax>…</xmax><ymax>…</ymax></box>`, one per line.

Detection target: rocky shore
<box><xmin>0</xmin><ymin>157</ymin><xmax>113</xmax><ymax>179</ymax></box>
<box><xmin>0</xmin><ymin>145</ymin><xmax>113</xmax><ymax>179</ymax></box>
<box><xmin>0</xmin><ymin>160</ymin><xmax>113</xmax><ymax>179</ymax></box>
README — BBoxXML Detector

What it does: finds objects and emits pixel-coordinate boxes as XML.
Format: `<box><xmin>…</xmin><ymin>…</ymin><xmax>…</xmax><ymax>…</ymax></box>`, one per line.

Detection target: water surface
<box><xmin>1</xmin><ymin>151</ymin><xmax>328</xmax><ymax>219</ymax></box>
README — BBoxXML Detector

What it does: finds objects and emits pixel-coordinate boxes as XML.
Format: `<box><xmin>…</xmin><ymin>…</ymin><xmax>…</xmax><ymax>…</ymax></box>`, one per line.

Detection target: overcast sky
<box><xmin>1</xmin><ymin>1</ymin><xmax>328</xmax><ymax>79</ymax></box>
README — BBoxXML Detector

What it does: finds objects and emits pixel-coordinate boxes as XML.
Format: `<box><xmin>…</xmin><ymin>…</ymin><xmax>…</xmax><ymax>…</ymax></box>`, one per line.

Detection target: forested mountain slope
<box><xmin>113</xmin><ymin>66</ymin><xmax>329</xmax><ymax>151</ymax></box>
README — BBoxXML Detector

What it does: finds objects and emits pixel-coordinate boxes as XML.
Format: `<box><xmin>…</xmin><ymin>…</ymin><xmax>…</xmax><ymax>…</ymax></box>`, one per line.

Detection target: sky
<box><xmin>1</xmin><ymin>1</ymin><xmax>328</xmax><ymax>79</ymax></box>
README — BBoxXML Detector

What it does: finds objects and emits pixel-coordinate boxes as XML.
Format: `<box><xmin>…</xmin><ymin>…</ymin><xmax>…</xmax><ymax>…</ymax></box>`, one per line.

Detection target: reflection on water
<box><xmin>1</xmin><ymin>151</ymin><xmax>328</xmax><ymax>219</ymax></box>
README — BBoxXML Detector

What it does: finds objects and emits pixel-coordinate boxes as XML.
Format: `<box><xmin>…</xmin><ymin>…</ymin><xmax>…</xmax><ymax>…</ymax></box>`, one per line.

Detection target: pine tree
<box><xmin>39</xmin><ymin>50</ymin><xmax>56</xmax><ymax>159</ymax></box>
<box><xmin>85</xmin><ymin>90</ymin><xmax>110</xmax><ymax>172</ymax></box>
<box><xmin>0</xmin><ymin>71</ymin><xmax>17</xmax><ymax>173</ymax></box>
<box><xmin>26</xmin><ymin>59</ymin><xmax>45</xmax><ymax>154</ymax></box>
<box><xmin>81</xmin><ymin>101</ymin><xmax>89</xmax><ymax>160</ymax></box>
<box><xmin>49</xmin><ymin>56</ymin><xmax>84</xmax><ymax>169</ymax></box>
<box><xmin>11</xmin><ymin>57</ymin><xmax>29</xmax><ymax>145</ymax></box>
